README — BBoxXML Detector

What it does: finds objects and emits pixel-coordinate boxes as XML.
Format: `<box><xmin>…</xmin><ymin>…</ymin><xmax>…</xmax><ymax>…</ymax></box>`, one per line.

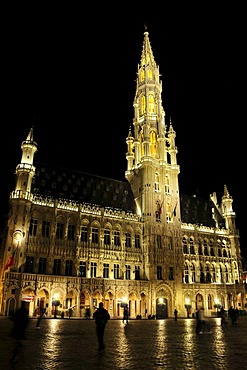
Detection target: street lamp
<box><xmin>214</xmin><ymin>297</ymin><xmax>221</xmax><ymax>316</ymax></box>
<box><xmin>52</xmin><ymin>293</ymin><xmax>60</xmax><ymax>318</ymax></box>
<box><xmin>185</xmin><ymin>297</ymin><xmax>191</xmax><ymax>318</ymax></box>
<box><xmin>13</xmin><ymin>229</ymin><xmax>24</xmax><ymax>271</ymax></box>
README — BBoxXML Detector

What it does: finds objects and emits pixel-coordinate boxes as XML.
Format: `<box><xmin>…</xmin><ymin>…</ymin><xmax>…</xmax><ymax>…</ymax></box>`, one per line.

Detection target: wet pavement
<box><xmin>0</xmin><ymin>316</ymin><xmax>246</xmax><ymax>369</ymax></box>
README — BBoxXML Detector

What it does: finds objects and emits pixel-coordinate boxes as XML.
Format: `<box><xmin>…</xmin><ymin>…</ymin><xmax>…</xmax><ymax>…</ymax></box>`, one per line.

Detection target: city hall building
<box><xmin>0</xmin><ymin>30</ymin><xmax>245</xmax><ymax>319</ymax></box>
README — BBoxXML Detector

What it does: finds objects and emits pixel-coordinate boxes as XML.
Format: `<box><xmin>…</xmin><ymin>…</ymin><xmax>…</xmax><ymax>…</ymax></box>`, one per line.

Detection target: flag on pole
<box><xmin>3</xmin><ymin>248</ymin><xmax>17</xmax><ymax>272</ymax></box>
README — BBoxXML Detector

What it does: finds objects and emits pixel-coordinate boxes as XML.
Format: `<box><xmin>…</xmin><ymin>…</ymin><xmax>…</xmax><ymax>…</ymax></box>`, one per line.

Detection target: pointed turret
<box><xmin>221</xmin><ymin>184</ymin><xmax>236</xmax><ymax>230</ymax></box>
<box><xmin>15</xmin><ymin>127</ymin><xmax>38</xmax><ymax>195</ymax></box>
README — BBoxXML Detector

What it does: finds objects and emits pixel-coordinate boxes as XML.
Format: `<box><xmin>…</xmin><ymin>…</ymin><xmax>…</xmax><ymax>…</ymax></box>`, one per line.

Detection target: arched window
<box><xmin>200</xmin><ymin>263</ymin><xmax>205</xmax><ymax>283</ymax></box>
<box><xmin>141</xmin><ymin>68</ymin><xmax>145</xmax><ymax>81</ymax></box>
<box><xmin>225</xmin><ymin>265</ymin><xmax>229</xmax><ymax>283</ymax></box>
<box><xmin>189</xmin><ymin>238</ymin><xmax>195</xmax><ymax>254</ymax></box>
<box><xmin>184</xmin><ymin>263</ymin><xmax>189</xmax><ymax>283</ymax></box>
<box><xmin>141</xmin><ymin>95</ymin><xmax>146</xmax><ymax>115</ymax></box>
<box><xmin>154</xmin><ymin>172</ymin><xmax>159</xmax><ymax>192</ymax></box>
<box><xmin>212</xmin><ymin>264</ymin><xmax>216</xmax><ymax>283</ymax></box>
<box><xmin>164</xmin><ymin>175</ymin><xmax>170</xmax><ymax>194</ymax></box>
<box><xmin>148</xmin><ymin>94</ymin><xmax>155</xmax><ymax>113</ymax></box>
<box><xmin>209</xmin><ymin>239</ymin><xmax>215</xmax><ymax>256</ymax></box>
<box><xmin>198</xmin><ymin>239</ymin><xmax>203</xmax><ymax>255</ymax></box>
<box><xmin>150</xmin><ymin>131</ymin><xmax>157</xmax><ymax>157</ymax></box>
<box><xmin>191</xmin><ymin>263</ymin><xmax>196</xmax><ymax>282</ymax></box>
<box><xmin>206</xmin><ymin>264</ymin><xmax>211</xmax><ymax>283</ymax></box>
<box><xmin>208</xmin><ymin>294</ymin><xmax>213</xmax><ymax>309</ymax></box>
<box><xmin>183</xmin><ymin>237</ymin><xmax>188</xmax><ymax>254</ymax></box>
<box><xmin>203</xmin><ymin>239</ymin><xmax>209</xmax><ymax>256</ymax></box>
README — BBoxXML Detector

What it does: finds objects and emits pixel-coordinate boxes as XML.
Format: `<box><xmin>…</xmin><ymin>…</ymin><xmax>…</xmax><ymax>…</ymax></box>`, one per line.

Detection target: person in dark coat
<box><xmin>11</xmin><ymin>304</ymin><xmax>29</xmax><ymax>340</ymax></box>
<box><xmin>10</xmin><ymin>303</ymin><xmax>29</xmax><ymax>364</ymax></box>
<box><xmin>123</xmin><ymin>306</ymin><xmax>129</xmax><ymax>324</ymax></box>
<box><xmin>93</xmin><ymin>302</ymin><xmax>110</xmax><ymax>352</ymax></box>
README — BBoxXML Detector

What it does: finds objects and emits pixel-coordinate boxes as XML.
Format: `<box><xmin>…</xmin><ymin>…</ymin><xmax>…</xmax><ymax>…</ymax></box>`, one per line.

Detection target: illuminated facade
<box><xmin>0</xmin><ymin>30</ymin><xmax>245</xmax><ymax>319</ymax></box>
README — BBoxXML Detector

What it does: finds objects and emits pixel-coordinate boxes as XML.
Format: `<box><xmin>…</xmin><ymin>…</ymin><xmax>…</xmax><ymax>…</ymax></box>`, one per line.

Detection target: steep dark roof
<box><xmin>180</xmin><ymin>194</ymin><xmax>224</xmax><ymax>228</ymax></box>
<box><xmin>32</xmin><ymin>163</ymin><xmax>136</xmax><ymax>213</ymax></box>
<box><xmin>32</xmin><ymin>162</ymin><xmax>225</xmax><ymax>228</ymax></box>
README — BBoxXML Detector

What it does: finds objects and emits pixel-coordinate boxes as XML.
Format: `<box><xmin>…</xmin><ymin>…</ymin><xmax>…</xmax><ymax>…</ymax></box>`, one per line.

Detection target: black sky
<box><xmin>1</xmin><ymin>6</ymin><xmax>246</xmax><ymax>261</ymax></box>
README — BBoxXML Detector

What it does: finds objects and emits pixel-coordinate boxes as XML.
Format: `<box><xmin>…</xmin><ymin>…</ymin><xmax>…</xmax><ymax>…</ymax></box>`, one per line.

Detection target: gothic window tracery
<box><xmin>148</xmin><ymin>94</ymin><xmax>155</xmax><ymax>113</ymax></box>
<box><xmin>150</xmin><ymin>130</ymin><xmax>157</xmax><ymax>157</ymax></box>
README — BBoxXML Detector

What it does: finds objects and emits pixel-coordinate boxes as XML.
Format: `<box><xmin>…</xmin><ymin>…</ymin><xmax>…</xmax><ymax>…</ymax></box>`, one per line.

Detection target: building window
<box><xmin>114</xmin><ymin>264</ymin><xmax>120</xmax><ymax>279</ymax></box>
<box><xmin>134</xmin><ymin>234</ymin><xmax>141</xmax><ymax>248</ymax></box>
<box><xmin>29</xmin><ymin>218</ymin><xmax>38</xmax><ymax>236</ymax></box>
<box><xmin>81</xmin><ymin>226</ymin><xmax>88</xmax><ymax>242</ymax></box>
<box><xmin>125</xmin><ymin>233</ymin><xmax>131</xmax><ymax>248</ymax></box>
<box><xmin>91</xmin><ymin>262</ymin><xmax>97</xmax><ymax>278</ymax></box>
<box><xmin>184</xmin><ymin>263</ymin><xmax>189</xmax><ymax>283</ymax></box>
<box><xmin>225</xmin><ymin>265</ymin><xmax>229</xmax><ymax>283</ymax></box>
<box><xmin>200</xmin><ymin>263</ymin><xmax>205</xmax><ymax>283</ymax></box>
<box><xmin>204</xmin><ymin>239</ymin><xmax>209</xmax><ymax>255</ymax></box>
<box><xmin>38</xmin><ymin>257</ymin><xmax>47</xmax><ymax>274</ymax></box>
<box><xmin>103</xmin><ymin>263</ymin><xmax>109</xmax><ymax>278</ymax></box>
<box><xmin>24</xmin><ymin>256</ymin><xmax>34</xmax><ymax>273</ymax></box>
<box><xmin>92</xmin><ymin>228</ymin><xmax>99</xmax><ymax>244</ymax></box>
<box><xmin>198</xmin><ymin>239</ymin><xmax>203</xmax><ymax>255</ymax></box>
<box><xmin>168</xmin><ymin>267</ymin><xmax>174</xmax><ymax>280</ymax></box>
<box><xmin>42</xmin><ymin>220</ymin><xmax>50</xmax><ymax>238</ymax></box>
<box><xmin>65</xmin><ymin>260</ymin><xmax>73</xmax><ymax>276</ymax></box>
<box><xmin>79</xmin><ymin>261</ymin><xmax>86</xmax><ymax>277</ymax></box>
<box><xmin>189</xmin><ymin>238</ymin><xmax>195</xmax><ymax>254</ymax></box>
<box><xmin>135</xmin><ymin>266</ymin><xmax>140</xmax><ymax>280</ymax></box>
<box><xmin>220</xmin><ymin>265</ymin><xmax>223</xmax><ymax>282</ymax></box>
<box><xmin>125</xmin><ymin>265</ymin><xmax>131</xmax><ymax>280</ymax></box>
<box><xmin>157</xmin><ymin>235</ymin><xmax>162</xmax><ymax>249</ymax></box>
<box><xmin>53</xmin><ymin>259</ymin><xmax>61</xmax><ymax>275</ymax></box>
<box><xmin>183</xmin><ymin>237</ymin><xmax>188</xmax><ymax>254</ymax></box>
<box><xmin>114</xmin><ymin>231</ymin><xmax>121</xmax><ymax>247</ymax></box>
<box><xmin>157</xmin><ymin>266</ymin><xmax>162</xmax><ymax>280</ymax></box>
<box><xmin>191</xmin><ymin>263</ymin><xmax>196</xmax><ymax>282</ymax></box>
<box><xmin>56</xmin><ymin>222</ymin><xmax>64</xmax><ymax>239</ymax></box>
<box><xmin>206</xmin><ymin>264</ymin><xmax>211</xmax><ymax>283</ymax></box>
<box><xmin>104</xmin><ymin>229</ymin><xmax>111</xmax><ymax>245</ymax></box>
<box><xmin>165</xmin><ymin>175</ymin><xmax>170</xmax><ymax>194</ymax></box>
<box><xmin>68</xmin><ymin>224</ymin><xmax>75</xmax><ymax>241</ymax></box>
<box><xmin>212</xmin><ymin>265</ymin><xmax>216</xmax><ymax>282</ymax></box>
<box><xmin>208</xmin><ymin>294</ymin><xmax>213</xmax><ymax>309</ymax></box>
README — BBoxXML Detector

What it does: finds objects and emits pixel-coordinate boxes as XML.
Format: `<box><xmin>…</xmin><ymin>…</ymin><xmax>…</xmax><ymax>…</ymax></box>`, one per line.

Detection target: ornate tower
<box><xmin>125</xmin><ymin>30</ymin><xmax>182</xmax><ymax>281</ymax></box>
<box><xmin>6</xmin><ymin>127</ymin><xmax>38</xmax><ymax>271</ymax></box>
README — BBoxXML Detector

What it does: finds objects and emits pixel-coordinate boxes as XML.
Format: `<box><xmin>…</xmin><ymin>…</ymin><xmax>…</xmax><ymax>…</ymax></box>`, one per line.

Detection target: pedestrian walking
<box><xmin>174</xmin><ymin>308</ymin><xmax>178</xmax><ymax>321</ymax></box>
<box><xmin>123</xmin><ymin>306</ymin><xmax>129</xmax><ymax>324</ymax></box>
<box><xmin>219</xmin><ymin>307</ymin><xmax>227</xmax><ymax>332</ymax></box>
<box><xmin>228</xmin><ymin>306</ymin><xmax>237</xmax><ymax>325</ymax></box>
<box><xmin>196</xmin><ymin>307</ymin><xmax>204</xmax><ymax>334</ymax></box>
<box><xmin>10</xmin><ymin>302</ymin><xmax>29</xmax><ymax>365</ymax></box>
<box><xmin>196</xmin><ymin>307</ymin><xmax>210</xmax><ymax>334</ymax></box>
<box><xmin>93</xmin><ymin>302</ymin><xmax>110</xmax><ymax>352</ymax></box>
<box><xmin>36</xmin><ymin>307</ymin><xmax>46</xmax><ymax>328</ymax></box>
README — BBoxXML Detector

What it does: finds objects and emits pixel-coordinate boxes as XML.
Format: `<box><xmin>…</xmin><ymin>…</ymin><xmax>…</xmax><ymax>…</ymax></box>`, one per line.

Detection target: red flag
<box><xmin>4</xmin><ymin>248</ymin><xmax>17</xmax><ymax>272</ymax></box>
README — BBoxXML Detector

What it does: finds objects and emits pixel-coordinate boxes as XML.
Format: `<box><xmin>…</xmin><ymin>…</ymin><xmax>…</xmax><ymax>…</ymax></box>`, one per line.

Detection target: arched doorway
<box><xmin>156</xmin><ymin>297</ymin><xmax>168</xmax><ymax>319</ymax></box>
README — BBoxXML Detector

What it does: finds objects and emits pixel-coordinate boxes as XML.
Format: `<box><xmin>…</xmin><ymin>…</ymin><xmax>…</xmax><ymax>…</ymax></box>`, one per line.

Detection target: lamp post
<box><xmin>13</xmin><ymin>229</ymin><xmax>24</xmax><ymax>271</ymax></box>
<box><xmin>185</xmin><ymin>297</ymin><xmax>191</xmax><ymax>318</ymax></box>
<box><xmin>52</xmin><ymin>293</ymin><xmax>60</xmax><ymax>318</ymax></box>
<box><xmin>214</xmin><ymin>298</ymin><xmax>221</xmax><ymax>316</ymax></box>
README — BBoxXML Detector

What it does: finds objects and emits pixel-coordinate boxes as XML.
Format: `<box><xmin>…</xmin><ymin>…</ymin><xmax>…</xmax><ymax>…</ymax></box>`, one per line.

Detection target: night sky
<box><xmin>2</xmin><ymin>7</ymin><xmax>246</xmax><ymax>262</ymax></box>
